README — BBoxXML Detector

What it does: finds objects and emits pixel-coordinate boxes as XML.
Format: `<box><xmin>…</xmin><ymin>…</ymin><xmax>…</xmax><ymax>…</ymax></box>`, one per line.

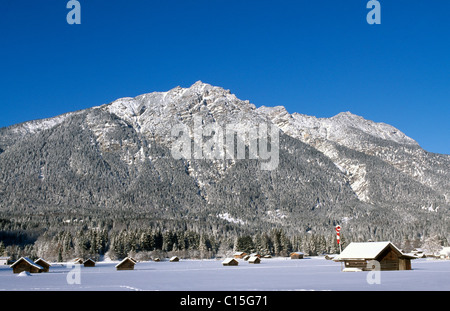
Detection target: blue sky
<box><xmin>1</xmin><ymin>0</ymin><xmax>449</xmax><ymax>154</ymax></box>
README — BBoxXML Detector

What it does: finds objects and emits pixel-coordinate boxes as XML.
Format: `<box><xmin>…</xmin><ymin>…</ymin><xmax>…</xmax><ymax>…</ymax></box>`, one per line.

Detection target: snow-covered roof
<box><xmin>222</xmin><ymin>258</ymin><xmax>238</xmax><ymax>264</ymax></box>
<box><xmin>10</xmin><ymin>257</ymin><xmax>44</xmax><ymax>270</ymax></box>
<box><xmin>35</xmin><ymin>258</ymin><xmax>51</xmax><ymax>266</ymax></box>
<box><xmin>233</xmin><ymin>252</ymin><xmax>245</xmax><ymax>255</ymax></box>
<box><xmin>291</xmin><ymin>252</ymin><xmax>304</xmax><ymax>255</ymax></box>
<box><xmin>334</xmin><ymin>241</ymin><xmax>405</xmax><ymax>260</ymax></box>
<box><xmin>83</xmin><ymin>258</ymin><xmax>95</xmax><ymax>263</ymax></box>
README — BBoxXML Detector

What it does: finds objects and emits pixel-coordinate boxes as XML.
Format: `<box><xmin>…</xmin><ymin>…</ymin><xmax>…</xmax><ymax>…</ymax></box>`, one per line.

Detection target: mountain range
<box><xmin>0</xmin><ymin>81</ymin><xmax>448</xmax><ymax>241</ymax></box>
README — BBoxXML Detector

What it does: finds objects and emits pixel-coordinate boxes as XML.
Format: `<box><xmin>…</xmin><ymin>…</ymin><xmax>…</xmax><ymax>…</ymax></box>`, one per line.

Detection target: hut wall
<box><xmin>377</xmin><ymin>248</ymin><xmax>400</xmax><ymax>271</ymax></box>
<box><xmin>117</xmin><ymin>261</ymin><xmax>135</xmax><ymax>270</ymax></box>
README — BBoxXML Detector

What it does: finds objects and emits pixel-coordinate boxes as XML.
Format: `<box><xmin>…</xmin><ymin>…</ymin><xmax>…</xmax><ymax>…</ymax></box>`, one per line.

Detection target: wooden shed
<box><xmin>34</xmin><ymin>258</ymin><xmax>51</xmax><ymax>272</ymax></box>
<box><xmin>222</xmin><ymin>258</ymin><xmax>239</xmax><ymax>266</ymax></box>
<box><xmin>83</xmin><ymin>258</ymin><xmax>96</xmax><ymax>267</ymax></box>
<box><xmin>153</xmin><ymin>258</ymin><xmax>161</xmax><ymax>262</ymax></box>
<box><xmin>10</xmin><ymin>257</ymin><xmax>44</xmax><ymax>274</ymax></box>
<box><xmin>249</xmin><ymin>252</ymin><xmax>261</xmax><ymax>258</ymax></box>
<box><xmin>115</xmin><ymin>257</ymin><xmax>136</xmax><ymax>271</ymax></box>
<box><xmin>334</xmin><ymin>241</ymin><xmax>416</xmax><ymax>271</ymax></box>
<box><xmin>73</xmin><ymin>258</ymin><xmax>84</xmax><ymax>264</ymax></box>
<box><xmin>290</xmin><ymin>252</ymin><xmax>304</xmax><ymax>259</ymax></box>
<box><xmin>233</xmin><ymin>252</ymin><xmax>247</xmax><ymax>259</ymax></box>
<box><xmin>169</xmin><ymin>256</ymin><xmax>180</xmax><ymax>262</ymax></box>
<box><xmin>248</xmin><ymin>256</ymin><xmax>261</xmax><ymax>264</ymax></box>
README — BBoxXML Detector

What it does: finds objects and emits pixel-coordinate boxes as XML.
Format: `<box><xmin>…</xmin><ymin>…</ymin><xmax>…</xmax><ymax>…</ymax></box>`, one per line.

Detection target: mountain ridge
<box><xmin>0</xmin><ymin>81</ymin><xmax>448</xmax><ymax>241</ymax></box>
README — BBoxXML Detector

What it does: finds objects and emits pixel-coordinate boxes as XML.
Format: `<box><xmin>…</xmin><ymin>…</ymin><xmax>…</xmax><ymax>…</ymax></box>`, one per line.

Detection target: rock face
<box><xmin>0</xmin><ymin>81</ymin><xmax>448</xmax><ymax>236</ymax></box>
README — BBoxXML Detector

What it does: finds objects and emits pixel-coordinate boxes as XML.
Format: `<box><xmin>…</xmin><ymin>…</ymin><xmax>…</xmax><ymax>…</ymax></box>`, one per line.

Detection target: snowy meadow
<box><xmin>0</xmin><ymin>257</ymin><xmax>449</xmax><ymax>291</ymax></box>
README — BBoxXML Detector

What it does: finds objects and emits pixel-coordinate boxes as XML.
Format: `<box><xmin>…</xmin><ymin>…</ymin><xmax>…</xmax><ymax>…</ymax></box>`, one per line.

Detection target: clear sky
<box><xmin>1</xmin><ymin>0</ymin><xmax>449</xmax><ymax>154</ymax></box>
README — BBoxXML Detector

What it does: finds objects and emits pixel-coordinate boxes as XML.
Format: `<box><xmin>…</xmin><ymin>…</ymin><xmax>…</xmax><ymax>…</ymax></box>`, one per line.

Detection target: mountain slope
<box><xmin>0</xmin><ymin>81</ymin><xmax>448</xmax><ymax>239</ymax></box>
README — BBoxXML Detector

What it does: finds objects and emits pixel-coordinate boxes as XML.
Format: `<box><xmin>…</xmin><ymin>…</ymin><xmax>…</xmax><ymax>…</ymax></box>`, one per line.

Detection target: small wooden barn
<box><xmin>243</xmin><ymin>255</ymin><xmax>250</xmax><ymax>261</ymax></box>
<box><xmin>34</xmin><ymin>258</ymin><xmax>51</xmax><ymax>272</ymax></box>
<box><xmin>334</xmin><ymin>241</ymin><xmax>416</xmax><ymax>271</ymax></box>
<box><xmin>249</xmin><ymin>252</ymin><xmax>261</xmax><ymax>258</ymax></box>
<box><xmin>290</xmin><ymin>252</ymin><xmax>304</xmax><ymax>259</ymax></box>
<box><xmin>115</xmin><ymin>257</ymin><xmax>136</xmax><ymax>271</ymax></box>
<box><xmin>73</xmin><ymin>258</ymin><xmax>84</xmax><ymax>264</ymax></box>
<box><xmin>248</xmin><ymin>256</ymin><xmax>261</xmax><ymax>264</ymax></box>
<box><xmin>153</xmin><ymin>258</ymin><xmax>161</xmax><ymax>262</ymax></box>
<box><xmin>10</xmin><ymin>257</ymin><xmax>44</xmax><ymax>274</ymax></box>
<box><xmin>169</xmin><ymin>256</ymin><xmax>180</xmax><ymax>262</ymax></box>
<box><xmin>233</xmin><ymin>252</ymin><xmax>247</xmax><ymax>259</ymax></box>
<box><xmin>222</xmin><ymin>258</ymin><xmax>239</xmax><ymax>266</ymax></box>
<box><xmin>83</xmin><ymin>258</ymin><xmax>96</xmax><ymax>267</ymax></box>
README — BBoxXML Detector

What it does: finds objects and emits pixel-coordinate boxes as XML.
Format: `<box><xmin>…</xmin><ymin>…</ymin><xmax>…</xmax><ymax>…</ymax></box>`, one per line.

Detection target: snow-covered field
<box><xmin>0</xmin><ymin>257</ymin><xmax>449</xmax><ymax>291</ymax></box>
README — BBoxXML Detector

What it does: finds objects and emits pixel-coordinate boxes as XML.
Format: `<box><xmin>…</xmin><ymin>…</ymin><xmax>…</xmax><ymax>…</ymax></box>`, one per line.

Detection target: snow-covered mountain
<box><xmin>0</xmin><ymin>81</ymin><xmax>448</xmax><ymax>237</ymax></box>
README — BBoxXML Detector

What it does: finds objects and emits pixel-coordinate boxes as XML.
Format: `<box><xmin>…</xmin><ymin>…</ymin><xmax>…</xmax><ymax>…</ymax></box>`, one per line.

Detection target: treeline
<box><xmin>0</xmin><ymin>209</ymin><xmax>448</xmax><ymax>263</ymax></box>
<box><xmin>0</xmin><ymin>226</ymin><xmax>342</xmax><ymax>262</ymax></box>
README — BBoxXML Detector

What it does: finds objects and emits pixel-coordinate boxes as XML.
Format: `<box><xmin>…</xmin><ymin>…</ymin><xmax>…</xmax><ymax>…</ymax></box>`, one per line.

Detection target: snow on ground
<box><xmin>0</xmin><ymin>257</ymin><xmax>449</xmax><ymax>291</ymax></box>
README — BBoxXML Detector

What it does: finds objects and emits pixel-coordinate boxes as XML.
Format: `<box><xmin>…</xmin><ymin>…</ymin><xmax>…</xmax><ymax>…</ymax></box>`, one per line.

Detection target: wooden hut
<box><xmin>233</xmin><ymin>252</ymin><xmax>247</xmax><ymax>259</ymax></box>
<box><xmin>34</xmin><ymin>258</ymin><xmax>51</xmax><ymax>272</ymax></box>
<box><xmin>334</xmin><ymin>241</ymin><xmax>416</xmax><ymax>271</ymax></box>
<box><xmin>10</xmin><ymin>257</ymin><xmax>44</xmax><ymax>274</ymax></box>
<box><xmin>248</xmin><ymin>256</ymin><xmax>261</xmax><ymax>264</ymax></box>
<box><xmin>169</xmin><ymin>256</ymin><xmax>180</xmax><ymax>262</ymax></box>
<box><xmin>83</xmin><ymin>258</ymin><xmax>96</xmax><ymax>267</ymax></box>
<box><xmin>115</xmin><ymin>257</ymin><xmax>136</xmax><ymax>271</ymax></box>
<box><xmin>73</xmin><ymin>258</ymin><xmax>84</xmax><ymax>264</ymax></box>
<box><xmin>243</xmin><ymin>255</ymin><xmax>250</xmax><ymax>261</ymax></box>
<box><xmin>153</xmin><ymin>258</ymin><xmax>161</xmax><ymax>262</ymax></box>
<box><xmin>290</xmin><ymin>252</ymin><xmax>304</xmax><ymax>259</ymax></box>
<box><xmin>249</xmin><ymin>253</ymin><xmax>261</xmax><ymax>258</ymax></box>
<box><xmin>222</xmin><ymin>258</ymin><xmax>239</xmax><ymax>266</ymax></box>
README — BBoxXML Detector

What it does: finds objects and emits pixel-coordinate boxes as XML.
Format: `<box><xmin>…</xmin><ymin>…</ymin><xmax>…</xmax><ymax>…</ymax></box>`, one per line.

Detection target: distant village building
<box><xmin>290</xmin><ymin>252</ymin><xmax>304</xmax><ymax>259</ymax></box>
<box><xmin>115</xmin><ymin>257</ymin><xmax>136</xmax><ymax>271</ymax></box>
<box><xmin>83</xmin><ymin>258</ymin><xmax>96</xmax><ymax>267</ymax></box>
<box><xmin>34</xmin><ymin>258</ymin><xmax>51</xmax><ymax>272</ymax></box>
<box><xmin>411</xmin><ymin>248</ymin><xmax>426</xmax><ymax>258</ymax></box>
<box><xmin>334</xmin><ymin>241</ymin><xmax>416</xmax><ymax>271</ymax></box>
<box><xmin>263</xmin><ymin>255</ymin><xmax>272</xmax><ymax>258</ymax></box>
<box><xmin>222</xmin><ymin>258</ymin><xmax>239</xmax><ymax>266</ymax></box>
<box><xmin>243</xmin><ymin>255</ymin><xmax>250</xmax><ymax>261</ymax></box>
<box><xmin>0</xmin><ymin>256</ymin><xmax>10</xmax><ymax>265</ymax></box>
<box><xmin>169</xmin><ymin>256</ymin><xmax>180</xmax><ymax>262</ymax></box>
<box><xmin>10</xmin><ymin>257</ymin><xmax>44</xmax><ymax>274</ymax></box>
<box><xmin>73</xmin><ymin>258</ymin><xmax>84</xmax><ymax>264</ymax></box>
<box><xmin>248</xmin><ymin>256</ymin><xmax>261</xmax><ymax>264</ymax></box>
<box><xmin>233</xmin><ymin>252</ymin><xmax>247</xmax><ymax>259</ymax></box>
<box><xmin>153</xmin><ymin>258</ymin><xmax>161</xmax><ymax>262</ymax></box>
<box><xmin>249</xmin><ymin>253</ymin><xmax>261</xmax><ymax>258</ymax></box>
<box><xmin>439</xmin><ymin>247</ymin><xmax>450</xmax><ymax>259</ymax></box>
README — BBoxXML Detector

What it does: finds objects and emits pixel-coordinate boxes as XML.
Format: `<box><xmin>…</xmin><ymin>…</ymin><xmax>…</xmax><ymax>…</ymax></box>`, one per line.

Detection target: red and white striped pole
<box><xmin>335</xmin><ymin>225</ymin><xmax>342</xmax><ymax>254</ymax></box>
